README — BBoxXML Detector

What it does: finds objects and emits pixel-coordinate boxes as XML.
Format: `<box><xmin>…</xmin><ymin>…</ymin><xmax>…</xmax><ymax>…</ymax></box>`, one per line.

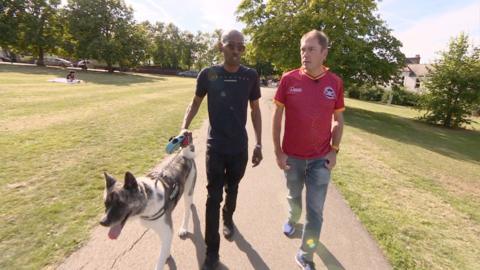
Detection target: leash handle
<box><xmin>165</xmin><ymin>131</ymin><xmax>193</xmax><ymax>154</ymax></box>
<box><xmin>165</xmin><ymin>135</ymin><xmax>185</xmax><ymax>154</ymax></box>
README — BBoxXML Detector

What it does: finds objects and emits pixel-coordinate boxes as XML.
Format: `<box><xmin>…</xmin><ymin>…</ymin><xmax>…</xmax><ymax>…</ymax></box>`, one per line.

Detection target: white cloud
<box><xmin>395</xmin><ymin>2</ymin><xmax>479</xmax><ymax>63</ymax></box>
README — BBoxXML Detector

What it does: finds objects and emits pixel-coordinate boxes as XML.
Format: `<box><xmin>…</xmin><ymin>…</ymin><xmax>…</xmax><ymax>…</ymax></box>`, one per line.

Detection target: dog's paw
<box><xmin>178</xmin><ymin>229</ymin><xmax>188</xmax><ymax>238</ymax></box>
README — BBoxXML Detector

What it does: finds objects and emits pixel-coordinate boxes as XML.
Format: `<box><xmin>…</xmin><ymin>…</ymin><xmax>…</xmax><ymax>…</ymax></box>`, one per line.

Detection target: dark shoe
<box><xmin>295</xmin><ymin>252</ymin><xmax>316</xmax><ymax>270</ymax></box>
<box><xmin>223</xmin><ymin>222</ymin><xmax>235</xmax><ymax>239</ymax></box>
<box><xmin>201</xmin><ymin>255</ymin><xmax>219</xmax><ymax>270</ymax></box>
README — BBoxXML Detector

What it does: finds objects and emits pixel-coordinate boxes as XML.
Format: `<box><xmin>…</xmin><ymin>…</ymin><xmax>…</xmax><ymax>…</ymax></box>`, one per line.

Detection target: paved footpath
<box><xmin>58</xmin><ymin>88</ymin><xmax>391</xmax><ymax>270</ymax></box>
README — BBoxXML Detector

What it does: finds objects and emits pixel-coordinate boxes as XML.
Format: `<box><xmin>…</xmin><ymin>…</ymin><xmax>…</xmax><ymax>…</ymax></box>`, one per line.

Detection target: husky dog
<box><xmin>100</xmin><ymin>137</ymin><xmax>196</xmax><ymax>270</ymax></box>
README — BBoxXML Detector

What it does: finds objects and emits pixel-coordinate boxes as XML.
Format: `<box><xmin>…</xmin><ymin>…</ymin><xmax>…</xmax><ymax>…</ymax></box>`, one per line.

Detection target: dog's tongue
<box><xmin>108</xmin><ymin>223</ymin><xmax>124</xmax><ymax>240</ymax></box>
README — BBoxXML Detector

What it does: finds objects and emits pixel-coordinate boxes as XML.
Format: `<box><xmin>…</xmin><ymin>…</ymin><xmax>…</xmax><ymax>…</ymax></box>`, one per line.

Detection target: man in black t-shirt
<box><xmin>180</xmin><ymin>29</ymin><xmax>263</xmax><ymax>270</ymax></box>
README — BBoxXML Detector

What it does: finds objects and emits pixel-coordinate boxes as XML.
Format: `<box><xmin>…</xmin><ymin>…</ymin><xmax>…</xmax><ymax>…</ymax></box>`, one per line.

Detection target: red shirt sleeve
<box><xmin>274</xmin><ymin>74</ymin><xmax>288</xmax><ymax>106</ymax></box>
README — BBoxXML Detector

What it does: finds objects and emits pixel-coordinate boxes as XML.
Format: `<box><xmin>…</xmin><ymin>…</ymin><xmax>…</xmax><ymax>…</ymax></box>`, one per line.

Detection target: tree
<box><xmin>243</xmin><ymin>42</ymin><xmax>277</xmax><ymax>77</ymax></box>
<box><xmin>2</xmin><ymin>0</ymin><xmax>65</xmax><ymax>65</ymax></box>
<box><xmin>191</xmin><ymin>32</ymin><xmax>211</xmax><ymax>71</ymax></box>
<box><xmin>191</xmin><ymin>29</ymin><xmax>223</xmax><ymax>71</ymax></box>
<box><xmin>417</xmin><ymin>33</ymin><xmax>480</xmax><ymax>128</ymax></box>
<box><xmin>151</xmin><ymin>22</ymin><xmax>183</xmax><ymax>69</ymax></box>
<box><xmin>180</xmin><ymin>31</ymin><xmax>195</xmax><ymax>70</ymax></box>
<box><xmin>237</xmin><ymin>0</ymin><xmax>404</xmax><ymax>87</ymax></box>
<box><xmin>0</xmin><ymin>0</ymin><xmax>23</xmax><ymax>57</ymax></box>
<box><xmin>117</xmin><ymin>22</ymin><xmax>150</xmax><ymax>68</ymax></box>
<box><xmin>67</xmin><ymin>0</ymin><xmax>138</xmax><ymax>72</ymax></box>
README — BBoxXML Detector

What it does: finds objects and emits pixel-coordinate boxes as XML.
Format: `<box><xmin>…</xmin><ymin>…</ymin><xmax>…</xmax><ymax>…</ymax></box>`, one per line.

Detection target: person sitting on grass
<box><xmin>66</xmin><ymin>71</ymin><xmax>76</xmax><ymax>82</ymax></box>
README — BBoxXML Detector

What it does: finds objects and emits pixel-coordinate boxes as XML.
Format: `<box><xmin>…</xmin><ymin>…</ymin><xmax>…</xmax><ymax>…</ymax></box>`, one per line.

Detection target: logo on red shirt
<box><xmin>323</xmin><ymin>86</ymin><xmax>336</xmax><ymax>99</ymax></box>
<box><xmin>288</xmin><ymin>87</ymin><xmax>303</xmax><ymax>94</ymax></box>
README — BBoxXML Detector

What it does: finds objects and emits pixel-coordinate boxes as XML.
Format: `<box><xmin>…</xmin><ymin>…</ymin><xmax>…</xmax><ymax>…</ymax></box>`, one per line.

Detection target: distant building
<box><xmin>406</xmin><ymin>54</ymin><xmax>421</xmax><ymax>64</ymax></box>
<box><xmin>401</xmin><ymin>55</ymin><xmax>433</xmax><ymax>92</ymax></box>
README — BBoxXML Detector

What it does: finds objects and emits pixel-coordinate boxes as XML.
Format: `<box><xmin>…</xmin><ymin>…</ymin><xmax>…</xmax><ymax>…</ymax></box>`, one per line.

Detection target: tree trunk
<box><xmin>444</xmin><ymin>111</ymin><xmax>452</xmax><ymax>128</ymax></box>
<box><xmin>37</xmin><ymin>47</ymin><xmax>45</xmax><ymax>66</ymax></box>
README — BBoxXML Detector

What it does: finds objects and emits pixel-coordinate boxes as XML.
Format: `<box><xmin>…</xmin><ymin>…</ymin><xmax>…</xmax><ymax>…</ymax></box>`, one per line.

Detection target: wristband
<box><xmin>331</xmin><ymin>145</ymin><xmax>339</xmax><ymax>153</ymax></box>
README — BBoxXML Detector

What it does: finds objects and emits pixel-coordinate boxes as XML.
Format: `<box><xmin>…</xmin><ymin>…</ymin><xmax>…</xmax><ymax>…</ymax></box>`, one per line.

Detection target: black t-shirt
<box><xmin>196</xmin><ymin>65</ymin><xmax>261</xmax><ymax>154</ymax></box>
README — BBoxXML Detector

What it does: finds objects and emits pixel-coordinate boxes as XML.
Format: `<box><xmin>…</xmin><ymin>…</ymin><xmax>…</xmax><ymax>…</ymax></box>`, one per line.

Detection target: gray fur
<box><xmin>141</xmin><ymin>182</ymin><xmax>154</xmax><ymax>200</ymax></box>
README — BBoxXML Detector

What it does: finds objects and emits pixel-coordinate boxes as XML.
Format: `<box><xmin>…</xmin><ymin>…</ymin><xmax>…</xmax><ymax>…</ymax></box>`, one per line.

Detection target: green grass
<box><xmin>335</xmin><ymin>98</ymin><xmax>480</xmax><ymax>269</ymax></box>
<box><xmin>0</xmin><ymin>64</ymin><xmax>207</xmax><ymax>269</ymax></box>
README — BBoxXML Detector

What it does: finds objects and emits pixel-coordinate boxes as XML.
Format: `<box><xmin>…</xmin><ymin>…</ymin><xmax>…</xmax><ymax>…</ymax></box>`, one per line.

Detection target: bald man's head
<box><xmin>221</xmin><ymin>30</ymin><xmax>245</xmax><ymax>45</ymax></box>
<box><xmin>219</xmin><ymin>29</ymin><xmax>245</xmax><ymax>69</ymax></box>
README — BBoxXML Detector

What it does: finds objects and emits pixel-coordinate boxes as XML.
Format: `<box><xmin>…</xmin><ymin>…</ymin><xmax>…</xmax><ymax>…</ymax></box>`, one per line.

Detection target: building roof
<box><xmin>403</xmin><ymin>64</ymin><xmax>434</xmax><ymax>77</ymax></box>
<box><xmin>406</xmin><ymin>54</ymin><xmax>421</xmax><ymax>64</ymax></box>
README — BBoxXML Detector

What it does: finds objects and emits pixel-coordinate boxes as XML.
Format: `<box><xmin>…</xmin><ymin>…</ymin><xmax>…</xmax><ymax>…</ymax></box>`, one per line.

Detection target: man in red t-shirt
<box><xmin>272</xmin><ymin>30</ymin><xmax>345</xmax><ymax>270</ymax></box>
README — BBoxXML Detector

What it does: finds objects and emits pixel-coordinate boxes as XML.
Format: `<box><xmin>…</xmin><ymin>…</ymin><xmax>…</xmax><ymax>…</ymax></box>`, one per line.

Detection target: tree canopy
<box><xmin>237</xmin><ymin>0</ymin><xmax>405</xmax><ymax>86</ymax></box>
<box><xmin>1</xmin><ymin>0</ymin><xmax>65</xmax><ymax>64</ymax></box>
<box><xmin>66</xmin><ymin>0</ymin><xmax>140</xmax><ymax>71</ymax></box>
<box><xmin>0</xmin><ymin>0</ymin><xmax>22</xmax><ymax>51</ymax></box>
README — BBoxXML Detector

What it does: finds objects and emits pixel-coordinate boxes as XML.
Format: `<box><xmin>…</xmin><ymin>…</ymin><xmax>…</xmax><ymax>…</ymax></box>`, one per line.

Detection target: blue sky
<box><xmin>84</xmin><ymin>0</ymin><xmax>480</xmax><ymax>63</ymax></box>
<box><xmin>377</xmin><ymin>0</ymin><xmax>479</xmax><ymax>62</ymax></box>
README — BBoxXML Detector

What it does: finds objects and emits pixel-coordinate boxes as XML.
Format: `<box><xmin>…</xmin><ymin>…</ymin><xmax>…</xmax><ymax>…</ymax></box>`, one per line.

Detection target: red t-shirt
<box><xmin>274</xmin><ymin>67</ymin><xmax>345</xmax><ymax>159</ymax></box>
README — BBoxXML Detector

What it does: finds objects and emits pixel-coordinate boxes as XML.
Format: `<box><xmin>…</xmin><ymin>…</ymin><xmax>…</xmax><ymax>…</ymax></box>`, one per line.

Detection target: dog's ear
<box><xmin>124</xmin><ymin>171</ymin><xmax>138</xmax><ymax>190</ymax></box>
<box><xmin>104</xmin><ymin>172</ymin><xmax>117</xmax><ymax>190</ymax></box>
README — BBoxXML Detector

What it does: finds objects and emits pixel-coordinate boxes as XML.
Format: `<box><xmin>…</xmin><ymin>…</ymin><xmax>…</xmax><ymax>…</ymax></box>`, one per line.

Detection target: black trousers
<box><xmin>204</xmin><ymin>147</ymin><xmax>248</xmax><ymax>258</ymax></box>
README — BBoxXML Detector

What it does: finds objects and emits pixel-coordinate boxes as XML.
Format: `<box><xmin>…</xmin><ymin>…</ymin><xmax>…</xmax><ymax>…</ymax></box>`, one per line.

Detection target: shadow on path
<box><xmin>233</xmin><ymin>229</ymin><xmax>270</xmax><ymax>270</ymax></box>
<box><xmin>166</xmin><ymin>256</ymin><xmax>177</xmax><ymax>270</ymax></box>
<box><xmin>290</xmin><ymin>224</ymin><xmax>345</xmax><ymax>269</ymax></box>
<box><xmin>316</xmin><ymin>243</ymin><xmax>345</xmax><ymax>270</ymax></box>
<box><xmin>183</xmin><ymin>205</ymin><xmax>205</xmax><ymax>268</ymax></box>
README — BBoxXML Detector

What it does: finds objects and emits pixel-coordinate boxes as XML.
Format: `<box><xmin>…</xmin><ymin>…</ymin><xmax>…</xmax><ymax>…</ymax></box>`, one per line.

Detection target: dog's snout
<box><xmin>99</xmin><ymin>215</ymin><xmax>110</xmax><ymax>227</ymax></box>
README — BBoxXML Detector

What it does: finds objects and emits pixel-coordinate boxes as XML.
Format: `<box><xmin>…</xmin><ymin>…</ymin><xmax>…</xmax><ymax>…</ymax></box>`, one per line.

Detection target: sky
<box><xmin>106</xmin><ymin>0</ymin><xmax>480</xmax><ymax>64</ymax></box>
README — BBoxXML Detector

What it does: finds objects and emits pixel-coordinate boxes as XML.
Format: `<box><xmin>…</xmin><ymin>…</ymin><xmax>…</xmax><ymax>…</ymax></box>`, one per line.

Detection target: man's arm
<box><xmin>250</xmin><ymin>99</ymin><xmax>262</xmax><ymax>146</ymax></box>
<box><xmin>324</xmin><ymin>110</ymin><xmax>344</xmax><ymax>170</ymax></box>
<box><xmin>272</xmin><ymin>104</ymin><xmax>289</xmax><ymax>170</ymax></box>
<box><xmin>181</xmin><ymin>95</ymin><xmax>204</xmax><ymax>130</ymax></box>
<box><xmin>250</xmin><ymin>99</ymin><xmax>262</xmax><ymax>167</ymax></box>
<box><xmin>331</xmin><ymin>110</ymin><xmax>344</xmax><ymax>148</ymax></box>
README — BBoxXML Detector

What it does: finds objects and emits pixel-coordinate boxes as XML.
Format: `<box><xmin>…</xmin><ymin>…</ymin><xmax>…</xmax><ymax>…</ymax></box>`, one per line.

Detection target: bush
<box><xmin>347</xmin><ymin>85</ymin><xmax>384</xmax><ymax>102</ymax></box>
<box><xmin>346</xmin><ymin>87</ymin><xmax>361</xmax><ymax>99</ymax></box>
<box><xmin>361</xmin><ymin>85</ymin><xmax>385</xmax><ymax>101</ymax></box>
<box><xmin>389</xmin><ymin>86</ymin><xmax>419</xmax><ymax>106</ymax></box>
<box><xmin>473</xmin><ymin>106</ymin><xmax>480</xmax><ymax>117</ymax></box>
<box><xmin>347</xmin><ymin>84</ymin><xmax>420</xmax><ymax>107</ymax></box>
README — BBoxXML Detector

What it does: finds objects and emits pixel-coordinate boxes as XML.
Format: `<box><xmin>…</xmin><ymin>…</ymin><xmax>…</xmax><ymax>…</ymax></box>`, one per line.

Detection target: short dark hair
<box><xmin>301</xmin><ymin>30</ymin><xmax>329</xmax><ymax>49</ymax></box>
<box><xmin>221</xmin><ymin>29</ymin><xmax>244</xmax><ymax>45</ymax></box>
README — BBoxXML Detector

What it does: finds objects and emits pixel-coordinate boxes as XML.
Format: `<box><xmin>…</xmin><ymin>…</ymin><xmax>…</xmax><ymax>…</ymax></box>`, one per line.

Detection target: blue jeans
<box><xmin>285</xmin><ymin>156</ymin><xmax>330</xmax><ymax>261</ymax></box>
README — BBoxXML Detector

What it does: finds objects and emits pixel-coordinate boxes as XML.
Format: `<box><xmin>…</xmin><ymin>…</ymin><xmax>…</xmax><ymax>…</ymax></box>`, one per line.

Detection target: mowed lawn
<box><xmin>1</xmin><ymin>64</ymin><xmax>479</xmax><ymax>270</ymax></box>
<box><xmin>0</xmin><ymin>64</ymin><xmax>207</xmax><ymax>269</ymax></box>
<box><xmin>336</xmin><ymin>99</ymin><xmax>480</xmax><ymax>269</ymax></box>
